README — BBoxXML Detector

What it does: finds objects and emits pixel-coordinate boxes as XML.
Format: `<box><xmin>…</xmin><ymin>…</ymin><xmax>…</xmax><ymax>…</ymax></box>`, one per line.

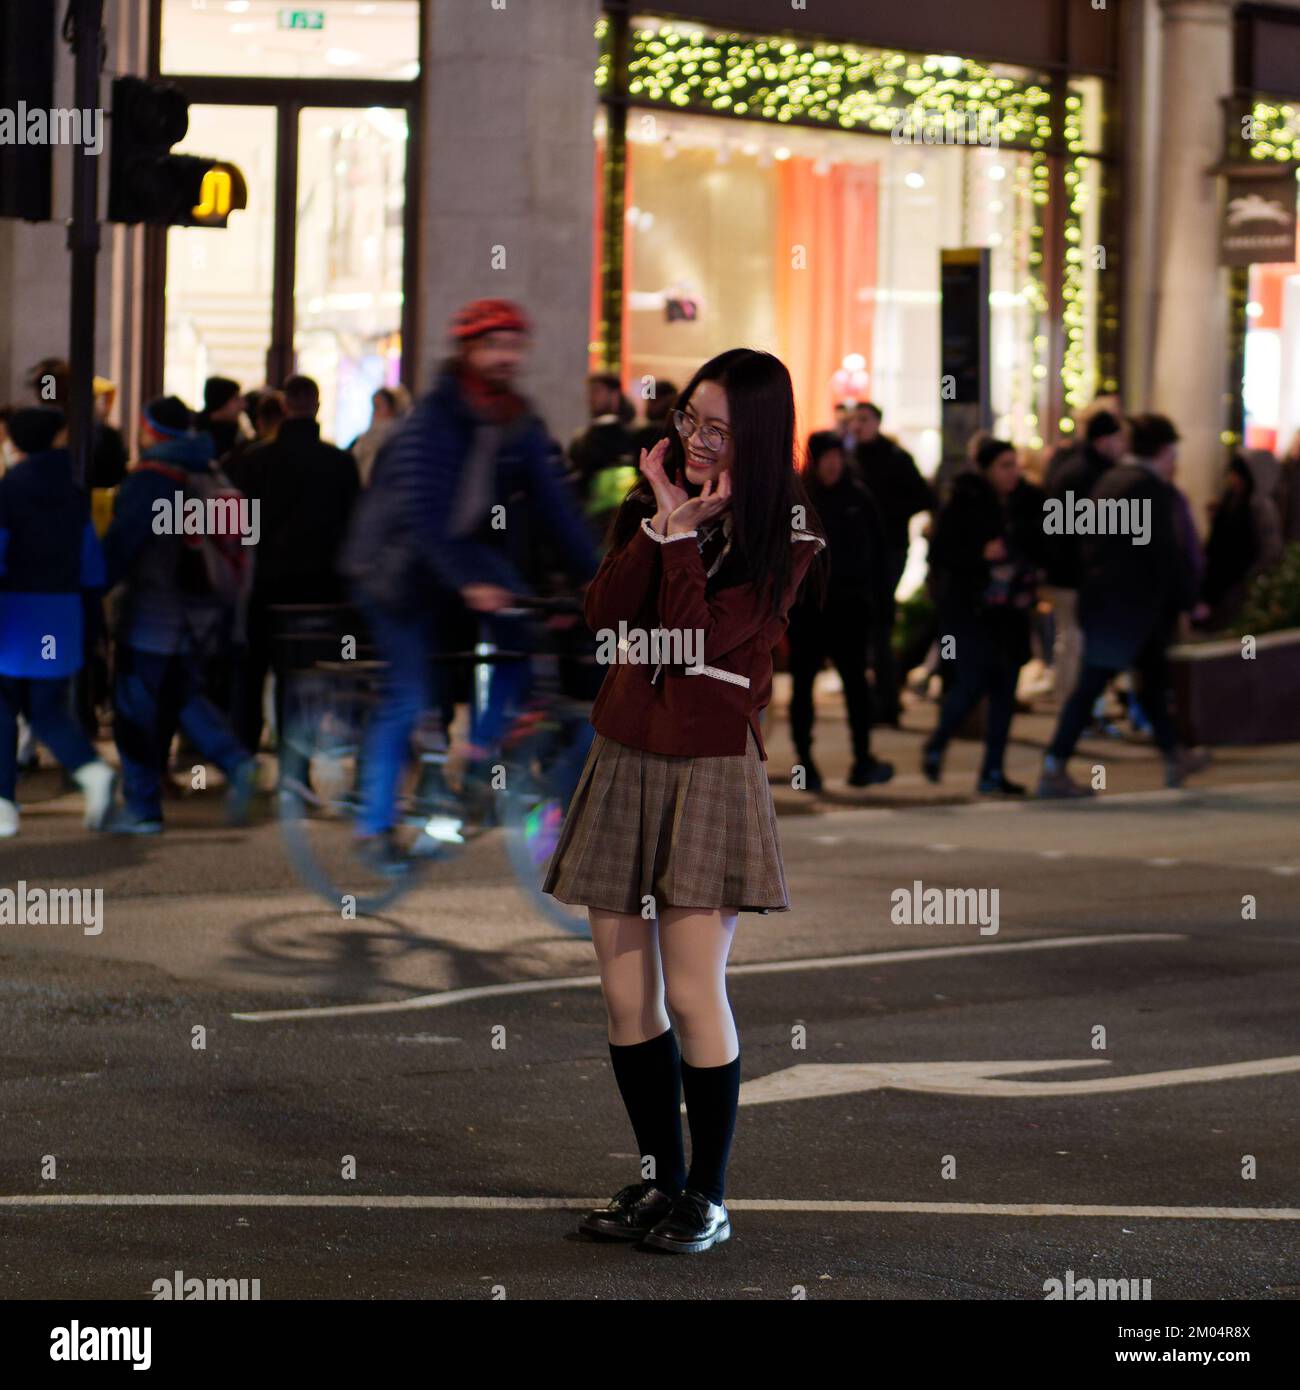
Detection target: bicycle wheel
<box><xmin>498</xmin><ymin>704</ymin><xmax>594</xmax><ymax>937</ymax></box>
<box><xmin>277</xmin><ymin>667</ymin><xmax>449</xmax><ymax>917</ymax></box>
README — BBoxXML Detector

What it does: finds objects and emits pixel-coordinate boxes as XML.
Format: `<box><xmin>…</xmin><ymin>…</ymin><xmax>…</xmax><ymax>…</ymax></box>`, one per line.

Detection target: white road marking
<box><xmin>1038</xmin><ymin>850</ymin><xmax>1067</xmax><ymax>859</ymax></box>
<box><xmin>740</xmin><ymin>1056</ymin><xmax>1300</xmax><ymax>1105</ymax></box>
<box><xmin>231</xmin><ymin>933</ymin><xmax>1183</xmax><ymax>1023</ymax></box>
<box><xmin>1145</xmin><ymin>858</ymin><xmax>1179</xmax><ymax>867</ymax></box>
<box><xmin>927</xmin><ymin>843</ymin><xmax>957</xmax><ymax>852</ymax></box>
<box><xmin>0</xmin><ymin>1193</ymin><xmax>1293</xmax><ymax>1220</ymax></box>
<box><xmin>1271</xmin><ymin>866</ymin><xmax>1300</xmax><ymax>876</ymax></box>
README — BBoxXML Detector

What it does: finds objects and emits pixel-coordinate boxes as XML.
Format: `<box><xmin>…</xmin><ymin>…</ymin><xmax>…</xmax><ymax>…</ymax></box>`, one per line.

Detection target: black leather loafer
<box><xmin>578</xmin><ymin>1181</ymin><xmax>676</xmax><ymax>1240</ymax></box>
<box><xmin>639</xmin><ymin>1188</ymin><xmax>731</xmax><ymax>1253</ymax></box>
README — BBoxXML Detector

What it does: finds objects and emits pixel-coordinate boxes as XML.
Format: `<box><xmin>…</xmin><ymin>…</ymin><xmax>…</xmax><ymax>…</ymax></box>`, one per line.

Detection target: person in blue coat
<box><xmin>340</xmin><ymin>298</ymin><xmax>601</xmax><ymax>870</ymax></box>
<box><xmin>0</xmin><ymin>408</ymin><xmax>117</xmax><ymax>836</ymax></box>
<box><xmin>101</xmin><ymin>396</ymin><xmax>258</xmax><ymax>833</ymax></box>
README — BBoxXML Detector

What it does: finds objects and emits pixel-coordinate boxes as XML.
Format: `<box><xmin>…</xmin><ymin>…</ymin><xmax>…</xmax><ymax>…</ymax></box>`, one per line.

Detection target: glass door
<box><xmin>294</xmin><ymin>106</ymin><xmax>409</xmax><ymax>449</ymax></box>
<box><xmin>164</xmin><ymin>104</ymin><xmax>278</xmax><ymax>407</ymax></box>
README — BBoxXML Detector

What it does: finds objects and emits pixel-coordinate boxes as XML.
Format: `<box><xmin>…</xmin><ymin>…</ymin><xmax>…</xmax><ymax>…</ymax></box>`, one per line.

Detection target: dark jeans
<box><xmin>354</xmin><ymin>600</ymin><xmax>532</xmax><ymax>837</ymax></box>
<box><xmin>788</xmin><ymin>592</ymin><xmax>877</xmax><ymax>765</ymax></box>
<box><xmin>926</xmin><ymin>621</ymin><xmax>1023</xmax><ymax>778</ymax></box>
<box><xmin>1048</xmin><ymin>635</ymin><xmax>1178</xmax><ymax>762</ymax></box>
<box><xmin>113</xmin><ymin>646</ymin><xmax>250</xmax><ymax>820</ymax></box>
<box><xmin>233</xmin><ymin>600</ymin><xmax>281</xmax><ymax>757</ymax></box>
<box><xmin>0</xmin><ymin>674</ymin><xmax>98</xmax><ymax>801</ymax></box>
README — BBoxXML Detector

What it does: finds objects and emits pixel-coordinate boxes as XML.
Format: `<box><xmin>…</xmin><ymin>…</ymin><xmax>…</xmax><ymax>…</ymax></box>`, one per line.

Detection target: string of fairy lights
<box><xmin>1246</xmin><ymin>101</ymin><xmax>1300</xmax><ymax>162</ymax></box>
<box><xmin>595</xmin><ymin>16</ymin><xmax>1116</xmax><ymax>432</ymax></box>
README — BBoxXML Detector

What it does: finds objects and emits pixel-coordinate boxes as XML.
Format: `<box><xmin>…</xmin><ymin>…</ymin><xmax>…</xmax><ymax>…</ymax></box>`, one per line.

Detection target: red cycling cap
<box><xmin>449</xmin><ymin>298</ymin><xmax>531</xmax><ymax>341</ymax></box>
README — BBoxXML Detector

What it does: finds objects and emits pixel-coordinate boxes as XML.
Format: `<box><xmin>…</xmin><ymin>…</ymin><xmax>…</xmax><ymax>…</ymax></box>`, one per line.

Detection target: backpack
<box><xmin>140</xmin><ymin>460</ymin><xmax>253</xmax><ymax>609</ymax></box>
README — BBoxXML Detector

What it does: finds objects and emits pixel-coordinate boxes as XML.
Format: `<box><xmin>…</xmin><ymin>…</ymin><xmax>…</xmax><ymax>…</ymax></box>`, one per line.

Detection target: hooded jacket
<box><xmin>0</xmin><ymin>447</ymin><xmax>105</xmax><ymax>678</ymax></box>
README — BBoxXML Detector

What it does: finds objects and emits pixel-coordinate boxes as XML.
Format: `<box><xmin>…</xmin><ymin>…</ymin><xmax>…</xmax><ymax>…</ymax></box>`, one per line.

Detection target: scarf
<box><xmin>447</xmin><ymin>359</ymin><xmax>531</xmax><ymax>538</ymax></box>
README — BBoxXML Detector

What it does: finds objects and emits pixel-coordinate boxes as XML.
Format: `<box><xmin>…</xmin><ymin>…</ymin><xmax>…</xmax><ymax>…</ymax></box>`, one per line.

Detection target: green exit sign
<box><xmin>278</xmin><ymin>9</ymin><xmax>325</xmax><ymax>29</ymax></box>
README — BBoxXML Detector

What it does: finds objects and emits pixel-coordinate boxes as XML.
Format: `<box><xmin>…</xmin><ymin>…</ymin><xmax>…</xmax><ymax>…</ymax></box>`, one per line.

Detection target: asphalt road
<box><xmin>1</xmin><ymin>760</ymin><xmax>1297</xmax><ymax>1302</ymax></box>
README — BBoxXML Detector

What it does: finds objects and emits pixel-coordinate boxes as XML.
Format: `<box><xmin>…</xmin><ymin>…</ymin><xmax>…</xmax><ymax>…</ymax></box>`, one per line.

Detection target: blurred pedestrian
<box><xmin>23</xmin><ymin>358</ymin><xmax>127</xmax><ymax>488</ymax></box>
<box><xmin>1038</xmin><ymin>414</ymin><xmax>1204</xmax><ymax>796</ymax></box>
<box><xmin>848</xmin><ymin>401</ymin><xmax>933</xmax><ymax>724</ymax></box>
<box><xmin>568</xmin><ymin>372</ymin><xmax>639</xmax><ymax>531</ymax></box>
<box><xmin>0</xmin><ymin>407</ymin><xmax>117</xmax><ymax>836</ymax></box>
<box><xmin>1200</xmin><ymin>448</ymin><xmax>1284</xmax><ymax>630</ymax></box>
<box><xmin>339</xmin><ymin>297</ymin><xmax>600</xmax><ymax>870</ymax></box>
<box><xmin>787</xmin><ymin>430</ymin><xmax>894</xmax><ymax>792</ymax></box>
<box><xmin>1042</xmin><ymin>409</ymin><xmax>1128</xmax><ymax>705</ymax></box>
<box><xmin>922</xmin><ymin>438</ymin><xmax>1046</xmax><ymax>795</ymax></box>
<box><xmin>631</xmin><ymin>379</ymin><xmax>679</xmax><ymax>457</ymax></box>
<box><xmin>196</xmin><ymin>376</ymin><xmax>249</xmax><ymax>463</ymax></box>
<box><xmin>101</xmin><ymin>396</ymin><xmax>257</xmax><ymax>833</ymax></box>
<box><xmin>233</xmin><ymin>374</ymin><xmax>360</xmax><ymax>762</ymax></box>
<box><xmin>349</xmin><ymin>385</ymin><xmax>410</xmax><ymax>487</ymax></box>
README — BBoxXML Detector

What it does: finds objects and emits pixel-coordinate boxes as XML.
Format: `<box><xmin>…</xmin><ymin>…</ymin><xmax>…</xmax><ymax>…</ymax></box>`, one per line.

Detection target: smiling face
<box><xmin>677</xmin><ymin>377</ymin><xmax>735</xmax><ymax>487</ymax></box>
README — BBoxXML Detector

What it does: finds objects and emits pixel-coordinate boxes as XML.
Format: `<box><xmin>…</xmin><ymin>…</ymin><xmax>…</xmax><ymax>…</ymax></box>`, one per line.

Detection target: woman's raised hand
<box><xmin>640</xmin><ymin>437</ymin><xmax>687</xmax><ymax>532</ymax></box>
<box><xmin>666</xmin><ymin>468</ymin><xmax>732</xmax><ymax>536</ymax></box>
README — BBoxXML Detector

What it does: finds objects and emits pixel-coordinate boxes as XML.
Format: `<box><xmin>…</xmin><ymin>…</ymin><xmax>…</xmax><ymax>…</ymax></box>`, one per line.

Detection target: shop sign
<box><xmin>1221</xmin><ymin>171</ymin><xmax>1297</xmax><ymax>266</ymax></box>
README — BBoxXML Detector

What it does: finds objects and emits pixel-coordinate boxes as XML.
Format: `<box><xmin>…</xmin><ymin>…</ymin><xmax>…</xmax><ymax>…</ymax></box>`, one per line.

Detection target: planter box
<box><xmin>1168</xmin><ymin>628</ymin><xmax>1300</xmax><ymax>745</ymax></box>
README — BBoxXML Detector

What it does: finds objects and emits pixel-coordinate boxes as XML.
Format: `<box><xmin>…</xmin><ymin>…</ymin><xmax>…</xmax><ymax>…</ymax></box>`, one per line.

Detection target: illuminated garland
<box><xmin>601</xmin><ymin>20</ymin><xmax>1053</xmax><ymax>148</ymax></box>
<box><xmin>1025</xmin><ymin>151</ymin><xmax>1051</xmax><ymax>450</ymax></box>
<box><xmin>1246</xmin><ymin>101</ymin><xmax>1300</xmax><ymax>162</ymax></box>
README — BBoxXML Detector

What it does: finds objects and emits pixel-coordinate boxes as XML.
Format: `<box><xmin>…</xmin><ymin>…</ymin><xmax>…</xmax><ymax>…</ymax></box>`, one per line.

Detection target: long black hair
<box><xmin>606</xmin><ymin>348</ymin><xmax>827</xmax><ymax>615</ymax></box>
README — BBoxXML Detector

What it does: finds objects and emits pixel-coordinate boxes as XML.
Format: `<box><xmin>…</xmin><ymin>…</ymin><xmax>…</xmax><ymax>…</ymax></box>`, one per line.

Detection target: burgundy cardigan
<box><xmin>584</xmin><ymin>512</ymin><xmax>825</xmax><ymax>759</ymax></box>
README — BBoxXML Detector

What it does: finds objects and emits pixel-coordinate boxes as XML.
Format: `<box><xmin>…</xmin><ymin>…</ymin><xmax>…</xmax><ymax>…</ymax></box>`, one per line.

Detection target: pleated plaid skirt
<box><xmin>541</xmin><ymin>723</ymin><xmax>790</xmax><ymax>916</ymax></box>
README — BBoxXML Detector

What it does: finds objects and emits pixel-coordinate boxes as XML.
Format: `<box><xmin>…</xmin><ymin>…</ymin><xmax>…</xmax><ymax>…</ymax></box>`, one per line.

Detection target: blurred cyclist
<box><xmin>341</xmin><ymin>298</ymin><xmax>601</xmax><ymax>871</ymax></box>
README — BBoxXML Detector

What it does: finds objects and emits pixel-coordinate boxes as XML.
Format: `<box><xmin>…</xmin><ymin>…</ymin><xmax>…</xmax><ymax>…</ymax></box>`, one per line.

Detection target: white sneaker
<box><xmin>73</xmin><ymin>760</ymin><xmax>118</xmax><ymax>830</ymax></box>
<box><xmin>0</xmin><ymin>799</ymin><xmax>18</xmax><ymax>837</ymax></box>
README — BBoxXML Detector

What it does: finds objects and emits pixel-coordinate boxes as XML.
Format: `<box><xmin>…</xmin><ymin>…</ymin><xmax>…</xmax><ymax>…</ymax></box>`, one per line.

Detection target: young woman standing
<box><xmin>542</xmin><ymin>348</ymin><xmax>827</xmax><ymax>1253</ymax></box>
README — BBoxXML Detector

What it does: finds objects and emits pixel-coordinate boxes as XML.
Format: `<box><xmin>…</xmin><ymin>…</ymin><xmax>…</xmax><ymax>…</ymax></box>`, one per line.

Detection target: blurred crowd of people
<box><xmin>2</xmin><ymin>327</ymin><xmax>1297</xmax><ymax>839</ymax></box>
<box><xmin>0</xmin><ymin>359</ymin><xmax>415</xmax><ymax>837</ymax></box>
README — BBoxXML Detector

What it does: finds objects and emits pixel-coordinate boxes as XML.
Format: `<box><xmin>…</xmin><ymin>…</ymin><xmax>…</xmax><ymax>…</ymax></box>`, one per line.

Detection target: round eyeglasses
<box><xmin>672</xmin><ymin>408</ymin><xmax>731</xmax><ymax>453</ymax></box>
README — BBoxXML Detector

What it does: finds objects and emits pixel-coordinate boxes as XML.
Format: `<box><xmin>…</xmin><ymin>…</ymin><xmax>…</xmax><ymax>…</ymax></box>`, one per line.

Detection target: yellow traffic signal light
<box><xmin>186</xmin><ymin>161</ymin><xmax>248</xmax><ymax>228</ymax></box>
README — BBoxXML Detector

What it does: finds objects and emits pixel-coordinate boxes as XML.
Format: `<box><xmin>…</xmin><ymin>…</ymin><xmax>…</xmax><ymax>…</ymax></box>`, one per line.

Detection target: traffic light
<box><xmin>108</xmin><ymin>76</ymin><xmax>218</xmax><ymax>226</ymax></box>
<box><xmin>183</xmin><ymin>161</ymin><xmax>248</xmax><ymax>229</ymax></box>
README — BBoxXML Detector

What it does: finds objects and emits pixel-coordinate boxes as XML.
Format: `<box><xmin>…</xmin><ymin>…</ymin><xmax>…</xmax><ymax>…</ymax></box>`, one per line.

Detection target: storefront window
<box><xmin>1243</xmin><ymin>177</ymin><xmax>1300</xmax><ymax>457</ymax></box>
<box><xmin>161</xmin><ymin>0</ymin><xmax>420</xmax><ymax>81</ymax></box>
<box><xmin>619</xmin><ymin>111</ymin><xmax>1042</xmax><ymax>476</ymax></box>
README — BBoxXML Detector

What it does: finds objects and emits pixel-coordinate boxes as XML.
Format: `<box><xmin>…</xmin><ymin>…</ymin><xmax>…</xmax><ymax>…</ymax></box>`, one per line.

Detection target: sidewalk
<box><xmin>761</xmin><ymin>669</ymin><xmax>1300</xmax><ymax>815</ymax></box>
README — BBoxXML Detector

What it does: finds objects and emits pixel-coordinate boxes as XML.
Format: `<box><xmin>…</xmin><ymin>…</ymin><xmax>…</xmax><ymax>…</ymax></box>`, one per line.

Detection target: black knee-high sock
<box><xmin>680</xmin><ymin>1052</ymin><xmax>741</xmax><ymax>1205</ymax></box>
<box><xmin>607</xmin><ymin>1028</ymin><xmax>687</xmax><ymax>1194</ymax></box>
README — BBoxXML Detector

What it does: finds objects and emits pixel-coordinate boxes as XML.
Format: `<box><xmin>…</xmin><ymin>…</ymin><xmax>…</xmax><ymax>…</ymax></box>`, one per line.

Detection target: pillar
<box><xmin>1149</xmin><ymin>0</ymin><xmax>1234</xmax><ymax>526</ymax></box>
<box><xmin>418</xmin><ymin>0</ymin><xmax>601</xmax><ymax>444</ymax></box>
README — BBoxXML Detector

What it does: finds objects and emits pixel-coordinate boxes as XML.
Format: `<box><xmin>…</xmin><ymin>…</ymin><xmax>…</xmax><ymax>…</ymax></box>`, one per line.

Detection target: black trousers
<box><xmin>1049</xmin><ymin>632</ymin><xmax>1179</xmax><ymax>761</ymax></box>
<box><xmin>926</xmin><ymin>618</ymin><xmax>1024</xmax><ymax>778</ymax></box>
<box><xmin>787</xmin><ymin>591</ymin><xmax>876</xmax><ymax>765</ymax></box>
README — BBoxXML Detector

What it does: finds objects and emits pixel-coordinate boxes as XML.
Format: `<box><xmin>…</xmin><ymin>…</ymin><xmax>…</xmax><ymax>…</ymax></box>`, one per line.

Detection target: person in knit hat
<box><xmin>339</xmin><ymin>297</ymin><xmax>600</xmax><ymax>872</ymax></box>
